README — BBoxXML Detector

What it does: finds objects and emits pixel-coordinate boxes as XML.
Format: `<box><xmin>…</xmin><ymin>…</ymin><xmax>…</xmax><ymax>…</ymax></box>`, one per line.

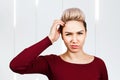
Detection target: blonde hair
<box><xmin>59</xmin><ymin>8</ymin><xmax>87</xmax><ymax>33</ymax></box>
<box><xmin>61</xmin><ymin>8</ymin><xmax>85</xmax><ymax>23</ymax></box>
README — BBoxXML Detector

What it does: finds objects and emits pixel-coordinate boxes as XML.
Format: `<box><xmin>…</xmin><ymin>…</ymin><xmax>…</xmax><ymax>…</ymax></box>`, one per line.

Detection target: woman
<box><xmin>10</xmin><ymin>8</ymin><xmax>108</xmax><ymax>80</ymax></box>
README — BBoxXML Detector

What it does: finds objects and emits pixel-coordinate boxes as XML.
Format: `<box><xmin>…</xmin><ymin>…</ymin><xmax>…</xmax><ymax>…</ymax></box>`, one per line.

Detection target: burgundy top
<box><xmin>10</xmin><ymin>36</ymin><xmax>108</xmax><ymax>80</ymax></box>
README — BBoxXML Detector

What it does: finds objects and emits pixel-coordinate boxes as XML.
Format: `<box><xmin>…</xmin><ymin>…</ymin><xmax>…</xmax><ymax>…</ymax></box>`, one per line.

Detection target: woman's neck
<box><xmin>60</xmin><ymin>50</ymin><xmax>94</xmax><ymax>64</ymax></box>
<box><xmin>66</xmin><ymin>50</ymin><xmax>86</xmax><ymax>58</ymax></box>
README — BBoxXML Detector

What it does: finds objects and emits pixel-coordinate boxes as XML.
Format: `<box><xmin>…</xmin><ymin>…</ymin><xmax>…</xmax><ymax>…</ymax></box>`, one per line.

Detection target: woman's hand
<box><xmin>48</xmin><ymin>20</ymin><xmax>64</xmax><ymax>43</ymax></box>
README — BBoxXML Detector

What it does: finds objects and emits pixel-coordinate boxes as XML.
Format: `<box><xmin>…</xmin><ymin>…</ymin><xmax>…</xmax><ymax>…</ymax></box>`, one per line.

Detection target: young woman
<box><xmin>10</xmin><ymin>8</ymin><xmax>108</xmax><ymax>80</ymax></box>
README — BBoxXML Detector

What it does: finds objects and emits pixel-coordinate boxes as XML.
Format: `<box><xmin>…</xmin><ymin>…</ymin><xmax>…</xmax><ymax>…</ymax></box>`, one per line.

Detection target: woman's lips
<box><xmin>70</xmin><ymin>45</ymin><xmax>79</xmax><ymax>49</ymax></box>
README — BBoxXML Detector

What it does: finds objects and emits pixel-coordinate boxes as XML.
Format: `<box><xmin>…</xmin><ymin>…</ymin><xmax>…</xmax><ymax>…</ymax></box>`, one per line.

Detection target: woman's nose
<box><xmin>72</xmin><ymin>36</ymin><xmax>78</xmax><ymax>43</ymax></box>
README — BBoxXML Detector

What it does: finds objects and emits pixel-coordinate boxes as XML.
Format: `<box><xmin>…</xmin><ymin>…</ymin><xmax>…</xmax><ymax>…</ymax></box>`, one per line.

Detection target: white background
<box><xmin>0</xmin><ymin>0</ymin><xmax>120</xmax><ymax>80</ymax></box>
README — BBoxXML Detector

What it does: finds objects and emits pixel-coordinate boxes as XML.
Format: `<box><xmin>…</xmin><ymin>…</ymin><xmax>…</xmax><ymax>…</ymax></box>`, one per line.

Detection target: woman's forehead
<box><xmin>63</xmin><ymin>21</ymin><xmax>85</xmax><ymax>31</ymax></box>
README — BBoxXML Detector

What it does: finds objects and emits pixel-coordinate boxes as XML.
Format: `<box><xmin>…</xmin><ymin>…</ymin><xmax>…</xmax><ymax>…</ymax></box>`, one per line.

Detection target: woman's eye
<box><xmin>65</xmin><ymin>33</ymin><xmax>71</xmax><ymax>36</ymax></box>
<box><xmin>78</xmin><ymin>32</ymin><xmax>83</xmax><ymax>35</ymax></box>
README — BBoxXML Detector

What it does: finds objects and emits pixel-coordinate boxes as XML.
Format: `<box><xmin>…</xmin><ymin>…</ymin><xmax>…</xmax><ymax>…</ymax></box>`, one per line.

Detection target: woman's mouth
<box><xmin>70</xmin><ymin>45</ymin><xmax>79</xmax><ymax>49</ymax></box>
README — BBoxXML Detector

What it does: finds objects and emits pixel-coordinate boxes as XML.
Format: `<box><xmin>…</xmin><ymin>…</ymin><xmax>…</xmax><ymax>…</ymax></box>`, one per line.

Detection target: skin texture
<box><xmin>62</xmin><ymin>20</ymin><xmax>86</xmax><ymax>53</ymax></box>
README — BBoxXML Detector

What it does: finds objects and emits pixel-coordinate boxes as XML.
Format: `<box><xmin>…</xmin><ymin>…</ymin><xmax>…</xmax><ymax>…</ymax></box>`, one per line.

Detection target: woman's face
<box><xmin>62</xmin><ymin>20</ymin><xmax>86</xmax><ymax>53</ymax></box>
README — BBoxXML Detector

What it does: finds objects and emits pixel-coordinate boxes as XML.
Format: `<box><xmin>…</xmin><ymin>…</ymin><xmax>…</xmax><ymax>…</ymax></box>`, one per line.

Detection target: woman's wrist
<box><xmin>48</xmin><ymin>35</ymin><xmax>54</xmax><ymax>44</ymax></box>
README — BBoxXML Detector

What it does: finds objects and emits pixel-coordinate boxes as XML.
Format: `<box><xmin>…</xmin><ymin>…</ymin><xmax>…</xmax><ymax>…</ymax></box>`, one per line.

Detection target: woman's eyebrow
<box><xmin>65</xmin><ymin>32</ymin><xmax>72</xmax><ymax>33</ymax></box>
<box><xmin>65</xmin><ymin>30</ymin><xmax>84</xmax><ymax>33</ymax></box>
<box><xmin>77</xmin><ymin>30</ymin><xmax>84</xmax><ymax>33</ymax></box>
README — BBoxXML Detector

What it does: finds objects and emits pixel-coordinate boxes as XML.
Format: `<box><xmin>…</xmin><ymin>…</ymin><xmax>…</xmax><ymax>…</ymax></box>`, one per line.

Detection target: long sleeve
<box><xmin>10</xmin><ymin>36</ymin><xmax>52</xmax><ymax>75</ymax></box>
<box><xmin>100</xmin><ymin>61</ymin><xmax>109</xmax><ymax>80</ymax></box>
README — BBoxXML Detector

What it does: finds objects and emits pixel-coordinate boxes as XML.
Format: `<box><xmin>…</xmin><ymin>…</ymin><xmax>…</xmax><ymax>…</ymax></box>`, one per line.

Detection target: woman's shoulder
<box><xmin>41</xmin><ymin>54</ymin><xmax>59</xmax><ymax>60</ymax></box>
<box><xmin>94</xmin><ymin>56</ymin><xmax>104</xmax><ymax>61</ymax></box>
<box><xmin>44</xmin><ymin>54</ymin><xmax>58</xmax><ymax>57</ymax></box>
<box><xmin>41</xmin><ymin>54</ymin><xmax>61</xmax><ymax>65</ymax></box>
<box><xmin>94</xmin><ymin>56</ymin><xmax>106</xmax><ymax>66</ymax></box>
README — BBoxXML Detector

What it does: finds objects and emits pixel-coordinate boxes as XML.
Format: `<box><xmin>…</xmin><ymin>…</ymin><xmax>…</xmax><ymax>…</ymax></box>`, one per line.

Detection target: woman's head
<box><xmin>60</xmin><ymin>8</ymin><xmax>87</xmax><ymax>53</ymax></box>
<box><xmin>59</xmin><ymin>8</ymin><xmax>87</xmax><ymax>33</ymax></box>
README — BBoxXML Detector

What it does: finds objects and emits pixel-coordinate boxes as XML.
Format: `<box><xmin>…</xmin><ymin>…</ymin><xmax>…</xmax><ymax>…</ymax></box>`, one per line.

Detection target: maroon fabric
<box><xmin>10</xmin><ymin>36</ymin><xmax>108</xmax><ymax>80</ymax></box>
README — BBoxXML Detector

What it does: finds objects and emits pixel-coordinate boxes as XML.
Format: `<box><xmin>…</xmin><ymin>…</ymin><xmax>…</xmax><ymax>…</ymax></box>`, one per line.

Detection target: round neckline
<box><xmin>57</xmin><ymin>55</ymin><xmax>96</xmax><ymax>65</ymax></box>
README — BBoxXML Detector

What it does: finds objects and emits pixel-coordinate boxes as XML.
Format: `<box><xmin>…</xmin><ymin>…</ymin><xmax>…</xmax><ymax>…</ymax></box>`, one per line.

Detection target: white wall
<box><xmin>0</xmin><ymin>0</ymin><xmax>14</xmax><ymax>80</ymax></box>
<box><xmin>0</xmin><ymin>0</ymin><xmax>120</xmax><ymax>80</ymax></box>
<box><xmin>96</xmin><ymin>0</ymin><xmax>120</xmax><ymax>80</ymax></box>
